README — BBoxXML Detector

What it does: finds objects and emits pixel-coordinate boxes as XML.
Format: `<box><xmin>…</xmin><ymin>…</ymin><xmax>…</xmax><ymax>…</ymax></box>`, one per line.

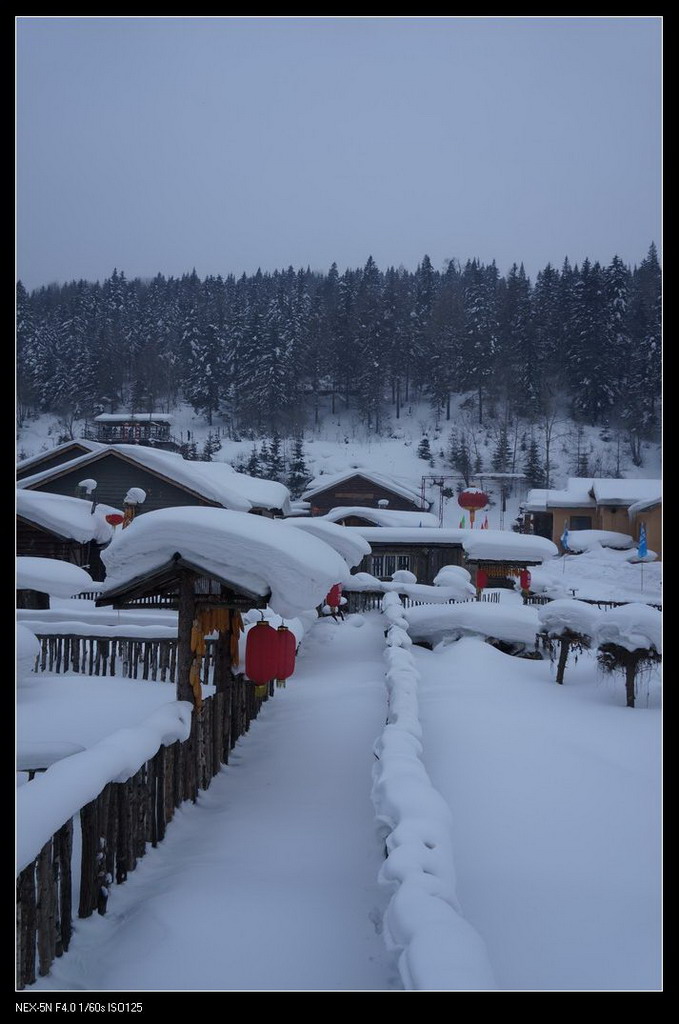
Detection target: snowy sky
<box><xmin>16</xmin><ymin>16</ymin><xmax>661</xmax><ymax>290</ymax></box>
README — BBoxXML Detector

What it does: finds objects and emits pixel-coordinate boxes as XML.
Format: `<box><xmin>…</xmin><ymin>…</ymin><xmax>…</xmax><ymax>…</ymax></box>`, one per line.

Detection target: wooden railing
<box><xmin>33</xmin><ymin>635</ymin><xmax>222</xmax><ymax>687</ymax></box>
<box><xmin>344</xmin><ymin>590</ymin><xmax>500</xmax><ymax>614</ymax></box>
<box><xmin>524</xmin><ymin>595</ymin><xmax>662</xmax><ymax>611</ymax></box>
<box><xmin>16</xmin><ymin>678</ymin><xmax>270</xmax><ymax>990</ymax></box>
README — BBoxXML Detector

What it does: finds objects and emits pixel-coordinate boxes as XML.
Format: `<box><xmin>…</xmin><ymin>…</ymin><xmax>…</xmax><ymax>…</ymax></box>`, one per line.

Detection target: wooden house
<box><xmin>303</xmin><ymin>470</ymin><xmax>429</xmax><ymax>517</ymax></box>
<box><xmin>349</xmin><ymin>527</ymin><xmax>554</xmax><ymax>586</ymax></box>
<box><xmin>16</xmin><ymin>440</ymin><xmax>103</xmax><ymax>481</ymax></box>
<box><xmin>522</xmin><ymin>478</ymin><xmax>662</xmax><ymax>553</ymax></box>
<box><xmin>17</xmin><ymin>445</ymin><xmax>290</xmax><ymax>518</ymax></box>
<box><xmin>16</xmin><ymin>490</ymin><xmax>123</xmax><ymax>581</ymax></box>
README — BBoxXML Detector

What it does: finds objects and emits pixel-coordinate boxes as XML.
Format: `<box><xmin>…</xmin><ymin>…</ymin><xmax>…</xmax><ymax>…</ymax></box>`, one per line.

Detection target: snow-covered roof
<box><xmin>524</xmin><ymin>478</ymin><xmax>662</xmax><ymax>512</ymax></box>
<box><xmin>320</xmin><ymin>506</ymin><xmax>440</xmax><ymax>527</ymax></box>
<box><xmin>17</xmin><ymin>489</ymin><xmax>123</xmax><ymax>544</ymax></box>
<box><xmin>627</xmin><ymin>495</ymin><xmax>662</xmax><ymax>517</ymax></box>
<box><xmin>303</xmin><ymin>469</ymin><xmax>425</xmax><ymax>507</ymax></box>
<box><xmin>349</xmin><ymin>527</ymin><xmax>557</xmax><ymax>563</ymax></box>
<box><xmin>591</xmin><ymin>479</ymin><xmax>662</xmax><ymax>506</ymax></box>
<box><xmin>279</xmin><ymin>518</ymin><xmax>371</xmax><ymax>568</ymax></box>
<box><xmin>16</xmin><ymin>557</ymin><xmax>95</xmax><ymax>598</ymax></box>
<box><xmin>16</xmin><ymin>439</ymin><xmax>104</xmax><ymax>471</ymax></box>
<box><xmin>99</xmin><ymin>507</ymin><xmax>351</xmax><ymax>619</ymax></box>
<box><xmin>17</xmin><ymin>445</ymin><xmax>279</xmax><ymax>514</ymax></box>
<box><xmin>94</xmin><ymin>413</ymin><xmax>174</xmax><ymax>423</ymax></box>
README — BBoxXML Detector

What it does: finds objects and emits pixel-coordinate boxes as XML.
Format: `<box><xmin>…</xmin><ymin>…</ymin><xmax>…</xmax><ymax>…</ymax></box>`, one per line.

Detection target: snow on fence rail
<box><xmin>371</xmin><ymin>596</ymin><xmax>496</xmax><ymax>990</ymax></box>
<box><xmin>345</xmin><ymin>591</ymin><xmax>499</xmax><ymax>614</ymax></box>
<box><xmin>16</xmin><ymin>678</ymin><xmax>274</xmax><ymax>990</ymax></box>
<box><xmin>33</xmin><ymin>634</ymin><xmax>185</xmax><ymax>683</ymax></box>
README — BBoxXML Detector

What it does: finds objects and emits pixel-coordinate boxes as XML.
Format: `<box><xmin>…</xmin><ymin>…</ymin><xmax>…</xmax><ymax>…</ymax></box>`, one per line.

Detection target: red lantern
<box><xmin>457</xmin><ymin>489</ymin><xmax>489</xmax><ymax>528</ymax></box>
<box><xmin>325</xmin><ymin>583</ymin><xmax>343</xmax><ymax>607</ymax></box>
<box><xmin>476</xmin><ymin>569</ymin><xmax>488</xmax><ymax>591</ymax></box>
<box><xmin>105</xmin><ymin>513</ymin><xmax>125</xmax><ymax>530</ymax></box>
<box><xmin>520</xmin><ymin>569</ymin><xmax>531</xmax><ymax>591</ymax></box>
<box><xmin>275</xmin><ymin>625</ymin><xmax>296</xmax><ymax>683</ymax></box>
<box><xmin>245</xmin><ymin>620</ymin><xmax>279</xmax><ymax>686</ymax></box>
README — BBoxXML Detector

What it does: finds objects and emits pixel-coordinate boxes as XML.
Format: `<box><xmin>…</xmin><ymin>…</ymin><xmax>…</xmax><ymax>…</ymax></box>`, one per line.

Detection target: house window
<box><xmin>570</xmin><ymin>516</ymin><xmax>592</xmax><ymax>530</ymax></box>
<box><xmin>371</xmin><ymin>554</ymin><xmax>410</xmax><ymax>578</ymax></box>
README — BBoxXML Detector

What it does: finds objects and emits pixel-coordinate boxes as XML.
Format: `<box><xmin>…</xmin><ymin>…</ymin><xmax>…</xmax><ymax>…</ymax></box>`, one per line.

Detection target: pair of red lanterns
<box><xmin>245</xmin><ymin>620</ymin><xmax>296</xmax><ymax>687</ymax></box>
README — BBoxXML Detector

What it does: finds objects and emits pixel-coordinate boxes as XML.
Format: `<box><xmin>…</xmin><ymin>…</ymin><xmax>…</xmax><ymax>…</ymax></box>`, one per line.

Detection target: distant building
<box><xmin>303</xmin><ymin>470</ymin><xmax>430</xmax><ymax>517</ymax></box>
<box><xmin>16</xmin><ymin>440</ymin><xmax>103</xmax><ymax>481</ymax></box>
<box><xmin>84</xmin><ymin>413</ymin><xmax>178</xmax><ymax>450</ymax></box>
<box><xmin>522</xmin><ymin>478</ymin><xmax>662</xmax><ymax>555</ymax></box>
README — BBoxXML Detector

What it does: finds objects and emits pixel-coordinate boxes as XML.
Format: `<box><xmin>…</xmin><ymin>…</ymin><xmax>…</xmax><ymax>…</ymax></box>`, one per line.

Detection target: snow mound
<box><xmin>16</xmin><ymin>557</ymin><xmax>95</xmax><ymax>598</ymax></box>
<box><xmin>17</xmin><ymin>624</ymin><xmax>40</xmax><ymax>682</ymax></box>
<box><xmin>565</xmin><ymin>530</ymin><xmax>634</xmax><ymax>552</ymax></box>
<box><xmin>280</xmin><ymin>516</ymin><xmax>371</xmax><ymax>567</ymax></box>
<box><xmin>595</xmin><ymin>603</ymin><xmax>662</xmax><ymax>654</ymax></box>
<box><xmin>538</xmin><ymin>599</ymin><xmax>600</xmax><ymax>638</ymax></box>
<box><xmin>405</xmin><ymin>602</ymin><xmax>540</xmax><ymax>648</ymax></box>
<box><xmin>433</xmin><ymin>565</ymin><xmax>472</xmax><ymax>586</ymax></box>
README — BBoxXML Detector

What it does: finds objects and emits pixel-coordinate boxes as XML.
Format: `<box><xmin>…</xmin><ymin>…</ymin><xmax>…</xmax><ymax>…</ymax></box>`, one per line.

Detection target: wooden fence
<box><xmin>524</xmin><ymin>595</ymin><xmax>662</xmax><ymax>611</ymax></box>
<box><xmin>344</xmin><ymin>591</ymin><xmax>500</xmax><ymax>614</ymax></box>
<box><xmin>33</xmin><ymin>635</ymin><xmax>223</xmax><ymax>688</ymax></box>
<box><xmin>16</xmin><ymin>677</ymin><xmax>270</xmax><ymax>990</ymax></box>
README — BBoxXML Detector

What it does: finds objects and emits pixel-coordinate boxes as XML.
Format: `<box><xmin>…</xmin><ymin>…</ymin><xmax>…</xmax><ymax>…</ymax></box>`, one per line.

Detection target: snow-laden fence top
<box><xmin>404</xmin><ymin>602</ymin><xmax>540</xmax><ymax>649</ymax></box>
<box><xmin>345</xmin><ymin>572</ymin><xmax>476</xmax><ymax>602</ymax></box>
<box><xmin>16</xmin><ymin>701</ymin><xmax>193</xmax><ymax>873</ymax></box>
<box><xmin>372</xmin><ymin>603</ymin><xmax>496</xmax><ymax>990</ymax></box>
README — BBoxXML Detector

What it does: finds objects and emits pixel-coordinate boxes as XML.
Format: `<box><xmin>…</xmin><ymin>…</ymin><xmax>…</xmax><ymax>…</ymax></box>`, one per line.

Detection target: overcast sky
<box><xmin>16</xmin><ymin>16</ymin><xmax>661</xmax><ymax>290</ymax></box>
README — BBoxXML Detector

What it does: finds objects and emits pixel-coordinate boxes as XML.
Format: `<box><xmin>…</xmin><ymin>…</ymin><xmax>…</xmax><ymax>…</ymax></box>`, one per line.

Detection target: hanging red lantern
<box><xmin>245</xmin><ymin>620</ymin><xmax>279</xmax><ymax>687</ymax></box>
<box><xmin>105</xmin><ymin>513</ymin><xmax>125</xmax><ymax>530</ymax></box>
<box><xmin>519</xmin><ymin>569</ymin><xmax>531</xmax><ymax>591</ymax></box>
<box><xmin>476</xmin><ymin>569</ymin><xmax>488</xmax><ymax>591</ymax></box>
<box><xmin>325</xmin><ymin>583</ymin><xmax>343</xmax><ymax>607</ymax></box>
<box><xmin>457</xmin><ymin>489</ymin><xmax>489</xmax><ymax>529</ymax></box>
<box><xmin>275</xmin><ymin>625</ymin><xmax>296</xmax><ymax>687</ymax></box>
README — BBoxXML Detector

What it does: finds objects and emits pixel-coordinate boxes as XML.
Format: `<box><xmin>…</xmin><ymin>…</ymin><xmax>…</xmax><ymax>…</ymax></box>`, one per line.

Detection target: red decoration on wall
<box><xmin>476</xmin><ymin>569</ymin><xmax>488</xmax><ymax>591</ymax></box>
<box><xmin>520</xmin><ymin>569</ymin><xmax>532</xmax><ymax>591</ymax></box>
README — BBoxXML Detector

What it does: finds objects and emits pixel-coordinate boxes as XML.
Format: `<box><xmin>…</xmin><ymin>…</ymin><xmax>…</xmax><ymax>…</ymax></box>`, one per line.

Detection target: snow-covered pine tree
<box><xmin>287</xmin><ymin>436</ymin><xmax>310</xmax><ymax>497</ymax></box>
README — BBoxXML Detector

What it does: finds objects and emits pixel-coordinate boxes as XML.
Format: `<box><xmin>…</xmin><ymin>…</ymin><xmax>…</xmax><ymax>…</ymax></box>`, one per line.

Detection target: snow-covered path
<box><xmin>31</xmin><ymin>614</ymin><xmax>399</xmax><ymax>992</ymax></box>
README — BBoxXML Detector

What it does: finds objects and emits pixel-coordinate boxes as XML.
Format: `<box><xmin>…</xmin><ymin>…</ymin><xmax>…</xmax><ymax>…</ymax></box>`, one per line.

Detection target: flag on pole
<box><xmin>560</xmin><ymin>527</ymin><xmax>569</xmax><ymax>551</ymax></box>
<box><xmin>459</xmin><ymin>515</ymin><xmax>466</xmax><ymax>528</ymax></box>
<box><xmin>637</xmin><ymin>522</ymin><xmax>647</xmax><ymax>559</ymax></box>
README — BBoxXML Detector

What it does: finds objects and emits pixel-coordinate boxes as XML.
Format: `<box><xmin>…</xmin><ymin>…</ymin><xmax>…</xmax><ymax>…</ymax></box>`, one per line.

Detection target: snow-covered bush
<box><xmin>595</xmin><ymin>604</ymin><xmax>662</xmax><ymax>708</ymax></box>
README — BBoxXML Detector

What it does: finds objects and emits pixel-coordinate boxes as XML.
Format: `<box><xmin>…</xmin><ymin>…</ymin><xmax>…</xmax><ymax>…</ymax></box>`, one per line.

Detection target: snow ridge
<box><xmin>371</xmin><ymin>596</ymin><xmax>496</xmax><ymax>990</ymax></box>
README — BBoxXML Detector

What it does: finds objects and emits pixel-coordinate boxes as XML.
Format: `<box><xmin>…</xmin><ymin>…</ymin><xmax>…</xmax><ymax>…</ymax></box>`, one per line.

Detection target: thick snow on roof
<box><xmin>591</xmin><ymin>479</ymin><xmax>662</xmax><ymax>505</ymax></box>
<box><xmin>228</xmin><ymin>471</ymin><xmax>291</xmax><ymax>513</ymax></box>
<box><xmin>16</xmin><ymin>557</ymin><xmax>94</xmax><ymax>598</ymax></box>
<box><xmin>537</xmin><ymin>599</ymin><xmax>600</xmax><ymax>638</ymax></box>
<box><xmin>349</xmin><ymin>526</ymin><xmax>556</xmax><ymax>562</ymax></box>
<box><xmin>17</xmin><ymin>489</ymin><xmax>123</xmax><ymax>544</ymax></box>
<box><xmin>404</xmin><ymin>602</ymin><xmax>540</xmax><ymax>648</ymax></box>
<box><xmin>100</xmin><ymin>507</ymin><xmax>350</xmax><ymax>619</ymax></box>
<box><xmin>628</xmin><ymin>495</ymin><xmax>661</xmax><ymax>517</ymax></box>
<box><xmin>595</xmin><ymin>603</ymin><xmax>662</xmax><ymax>654</ymax></box>
<box><xmin>16</xmin><ymin>439</ymin><xmax>103</xmax><ymax>471</ymax></box>
<box><xmin>303</xmin><ymin>469</ymin><xmax>425</xmax><ymax>506</ymax></box>
<box><xmin>320</xmin><ymin>506</ymin><xmax>440</xmax><ymax>527</ymax></box>
<box><xmin>280</xmin><ymin>518</ymin><xmax>371</xmax><ymax>568</ymax></box>
<box><xmin>566</xmin><ymin>530</ymin><xmax>634</xmax><ymax>552</ymax></box>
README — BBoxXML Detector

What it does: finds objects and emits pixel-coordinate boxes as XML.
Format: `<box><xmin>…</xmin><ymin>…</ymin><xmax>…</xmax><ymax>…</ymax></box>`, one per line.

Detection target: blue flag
<box><xmin>560</xmin><ymin>527</ymin><xmax>569</xmax><ymax>551</ymax></box>
<box><xmin>637</xmin><ymin>522</ymin><xmax>647</xmax><ymax>559</ymax></box>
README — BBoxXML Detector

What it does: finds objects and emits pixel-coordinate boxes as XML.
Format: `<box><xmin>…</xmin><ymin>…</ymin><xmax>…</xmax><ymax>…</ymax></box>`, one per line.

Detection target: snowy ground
<box><xmin>20</xmin><ymin>605</ymin><xmax>661</xmax><ymax>993</ymax></box>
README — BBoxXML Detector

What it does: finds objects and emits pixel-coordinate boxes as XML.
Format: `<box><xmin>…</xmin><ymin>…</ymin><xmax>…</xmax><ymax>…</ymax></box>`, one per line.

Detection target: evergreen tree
<box><xmin>417</xmin><ymin>436</ymin><xmax>432</xmax><ymax>460</ymax></box>
<box><xmin>523</xmin><ymin>437</ymin><xmax>545</xmax><ymax>489</ymax></box>
<box><xmin>492</xmin><ymin>426</ymin><xmax>511</xmax><ymax>472</ymax></box>
<box><xmin>287</xmin><ymin>437</ymin><xmax>310</xmax><ymax>497</ymax></box>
